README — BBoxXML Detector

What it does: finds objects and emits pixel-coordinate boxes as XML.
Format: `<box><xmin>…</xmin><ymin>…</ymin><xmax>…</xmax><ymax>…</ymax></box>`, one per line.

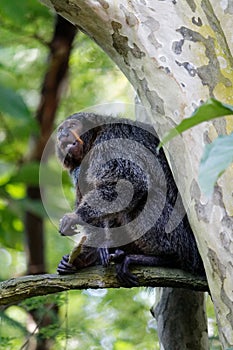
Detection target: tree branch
<box><xmin>0</xmin><ymin>266</ymin><xmax>208</xmax><ymax>306</ymax></box>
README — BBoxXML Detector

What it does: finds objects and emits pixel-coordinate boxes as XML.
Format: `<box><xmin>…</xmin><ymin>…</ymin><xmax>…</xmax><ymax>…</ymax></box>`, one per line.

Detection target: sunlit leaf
<box><xmin>0</xmin><ymin>161</ymin><xmax>15</xmax><ymax>185</ymax></box>
<box><xmin>5</xmin><ymin>183</ymin><xmax>26</xmax><ymax>199</ymax></box>
<box><xmin>199</xmin><ymin>133</ymin><xmax>233</xmax><ymax>196</ymax></box>
<box><xmin>159</xmin><ymin>98</ymin><xmax>233</xmax><ymax>147</ymax></box>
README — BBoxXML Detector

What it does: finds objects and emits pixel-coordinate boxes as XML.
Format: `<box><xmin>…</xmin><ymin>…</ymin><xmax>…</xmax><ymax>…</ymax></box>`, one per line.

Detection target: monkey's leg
<box><xmin>114</xmin><ymin>254</ymin><xmax>178</xmax><ymax>287</ymax></box>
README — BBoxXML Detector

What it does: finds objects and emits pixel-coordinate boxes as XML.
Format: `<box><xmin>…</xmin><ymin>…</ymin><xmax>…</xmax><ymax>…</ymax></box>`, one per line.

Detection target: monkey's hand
<box><xmin>58</xmin><ymin>214</ymin><xmax>85</xmax><ymax>274</ymax></box>
<box><xmin>57</xmin><ymin>246</ymin><xmax>102</xmax><ymax>275</ymax></box>
<box><xmin>59</xmin><ymin>212</ymin><xmax>85</xmax><ymax>236</ymax></box>
<box><xmin>57</xmin><ymin>254</ymin><xmax>77</xmax><ymax>274</ymax></box>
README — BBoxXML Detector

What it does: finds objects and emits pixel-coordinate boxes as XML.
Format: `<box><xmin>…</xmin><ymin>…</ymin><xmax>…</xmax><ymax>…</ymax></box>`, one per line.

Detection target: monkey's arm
<box><xmin>58</xmin><ymin>159</ymin><xmax>147</xmax><ymax>270</ymax></box>
<box><xmin>60</xmin><ymin>180</ymin><xmax>143</xmax><ymax>235</ymax></box>
<box><xmin>59</xmin><ymin>183</ymin><xmax>118</xmax><ymax>236</ymax></box>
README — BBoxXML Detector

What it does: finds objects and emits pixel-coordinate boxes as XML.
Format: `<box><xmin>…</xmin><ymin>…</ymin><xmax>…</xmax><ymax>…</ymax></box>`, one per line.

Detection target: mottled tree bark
<box><xmin>39</xmin><ymin>1</ymin><xmax>233</xmax><ymax>348</ymax></box>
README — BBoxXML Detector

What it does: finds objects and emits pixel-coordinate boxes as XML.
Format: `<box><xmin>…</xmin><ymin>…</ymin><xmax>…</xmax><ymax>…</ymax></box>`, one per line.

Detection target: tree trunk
<box><xmin>39</xmin><ymin>1</ymin><xmax>233</xmax><ymax>347</ymax></box>
<box><xmin>26</xmin><ymin>13</ymin><xmax>77</xmax><ymax>274</ymax></box>
<box><xmin>25</xmin><ymin>14</ymin><xmax>77</xmax><ymax>350</ymax></box>
<box><xmin>151</xmin><ymin>288</ymin><xmax>208</xmax><ymax>350</ymax></box>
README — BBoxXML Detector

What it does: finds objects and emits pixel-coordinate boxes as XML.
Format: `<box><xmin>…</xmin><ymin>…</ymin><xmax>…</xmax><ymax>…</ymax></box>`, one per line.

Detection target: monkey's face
<box><xmin>57</xmin><ymin>119</ymin><xmax>84</xmax><ymax>170</ymax></box>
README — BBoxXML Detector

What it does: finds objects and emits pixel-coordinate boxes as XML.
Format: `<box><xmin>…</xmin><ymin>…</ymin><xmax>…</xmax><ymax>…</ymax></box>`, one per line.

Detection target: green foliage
<box><xmin>160</xmin><ymin>98</ymin><xmax>233</xmax><ymax>147</ymax></box>
<box><xmin>0</xmin><ymin>291</ymin><xmax>158</xmax><ymax>349</ymax></box>
<box><xmin>0</xmin><ymin>336</ymin><xmax>14</xmax><ymax>349</ymax></box>
<box><xmin>58</xmin><ymin>289</ymin><xmax>159</xmax><ymax>350</ymax></box>
<box><xmin>0</xmin><ymin>306</ymin><xmax>29</xmax><ymax>349</ymax></box>
<box><xmin>0</xmin><ymin>0</ymin><xmax>50</xmax><ymax>26</ymax></box>
<box><xmin>20</xmin><ymin>293</ymin><xmax>66</xmax><ymax>311</ymax></box>
<box><xmin>0</xmin><ymin>0</ymin><xmax>52</xmax><ymax>254</ymax></box>
<box><xmin>0</xmin><ymin>311</ymin><xmax>28</xmax><ymax>335</ymax></box>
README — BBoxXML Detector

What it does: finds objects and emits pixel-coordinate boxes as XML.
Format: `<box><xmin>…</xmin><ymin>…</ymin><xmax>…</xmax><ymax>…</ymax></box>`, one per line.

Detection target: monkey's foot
<box><xmin>115</xmin><ymin>254</ymin><xmax>178</xmax><ymax>287</ymax></box>
<box><xmin>110</xmin><ymin>250</ymin><xmax>139</xmax><ymax>287</ymax></box>
<box><xmin>59</xmin><ymin>212</ymin><xmax>84</xmax><ymax>236</ymax></box>
<box><xmin>57</xmin><ymin>254</ymin><xmax>77</xmax><ymax>275</ymax></box>
<box><xmin>115</xmin><ymin>259</ymin><xmax>139</xmax><ymax>287</ymax></box>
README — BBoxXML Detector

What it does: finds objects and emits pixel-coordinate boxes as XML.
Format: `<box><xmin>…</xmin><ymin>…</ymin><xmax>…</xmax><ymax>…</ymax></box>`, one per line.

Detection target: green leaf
<box><xmin>0</xmin><ymin>161</ymin><xmax>15</xmax><ymax>185</ymax></box>
<box><xmin>159</xmin><ymin>98</ymin><xmax>233</xmax><ymax>148</ymax></box>
<box><xmin>0</xmin><ymin>84</ymin><xmax>31</xmax><ymax>120</ymax></box>
<box><xmin>199</xmin><ymin>133</ymin><xmax>233</xmax><ymax>196</ymax></box>
<box><xmin>0</xmin><ymin>0</ymin><xmax>50</xmax><ymax>25</ymax></box>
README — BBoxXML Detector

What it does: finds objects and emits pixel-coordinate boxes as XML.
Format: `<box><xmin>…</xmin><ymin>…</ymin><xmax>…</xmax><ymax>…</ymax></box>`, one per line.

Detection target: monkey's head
<box><xmin>56</xmin><ymin>112</ymin><xmax>105</xmax><ymax>171</ymax></box>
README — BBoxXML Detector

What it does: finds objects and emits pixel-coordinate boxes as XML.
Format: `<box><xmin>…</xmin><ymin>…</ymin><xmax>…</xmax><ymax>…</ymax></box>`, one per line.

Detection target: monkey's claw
<box><xmin>109</xmin><ymin>249</ymin><xmax>139</xmax><ymax>286</ymax></box>
<box><xmin>115</xmin><ymin>260</ymin><xmax>139</xmax><ymax>286</ymax></box>
<box><xmin>57</xmin><ymin>254</ymin><xmax>77</xmax><ymax>275</ymax></box>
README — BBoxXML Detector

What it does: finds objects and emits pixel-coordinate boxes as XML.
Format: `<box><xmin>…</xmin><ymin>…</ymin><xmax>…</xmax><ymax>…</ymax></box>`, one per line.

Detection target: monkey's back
<box><xmin>77</xmin><ymin>119</ymin><xmax>204</xmax><ymax>275</ymax></box>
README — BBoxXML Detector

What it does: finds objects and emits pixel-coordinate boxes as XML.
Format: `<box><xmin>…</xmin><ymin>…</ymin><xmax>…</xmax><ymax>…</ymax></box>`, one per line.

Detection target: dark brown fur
<box><xmin>56</xmin><ymin>112</ymin><xmax>205</xmax><ymax>285</ymax></box>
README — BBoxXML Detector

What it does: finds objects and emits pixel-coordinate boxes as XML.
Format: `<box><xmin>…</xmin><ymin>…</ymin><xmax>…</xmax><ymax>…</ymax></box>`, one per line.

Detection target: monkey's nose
<box><xmin>59</xmin><ymin>130</ymin><xmax>69</xmax><ymax>139</ymax></box>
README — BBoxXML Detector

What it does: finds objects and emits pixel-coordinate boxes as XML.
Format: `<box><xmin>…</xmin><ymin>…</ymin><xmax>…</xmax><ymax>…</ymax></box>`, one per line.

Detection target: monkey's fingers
<box><xmin>59</xmin><ymin>212</ymin><xmax>84</xmax><ymax>236</ymax></box>
<box><xmin>57</xmin><ymin>254</ymin><xmax>77</xmax><ymax>275</ymax></box>
<box><xmin>98</xmin><ymin>247</ymin><xmax>110</xmax><ymax>267</ymax></box>
<box><xmin>115</xmin><ymin>258</ymin><xmax>139</xmax><ymax>287</ymax></box>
